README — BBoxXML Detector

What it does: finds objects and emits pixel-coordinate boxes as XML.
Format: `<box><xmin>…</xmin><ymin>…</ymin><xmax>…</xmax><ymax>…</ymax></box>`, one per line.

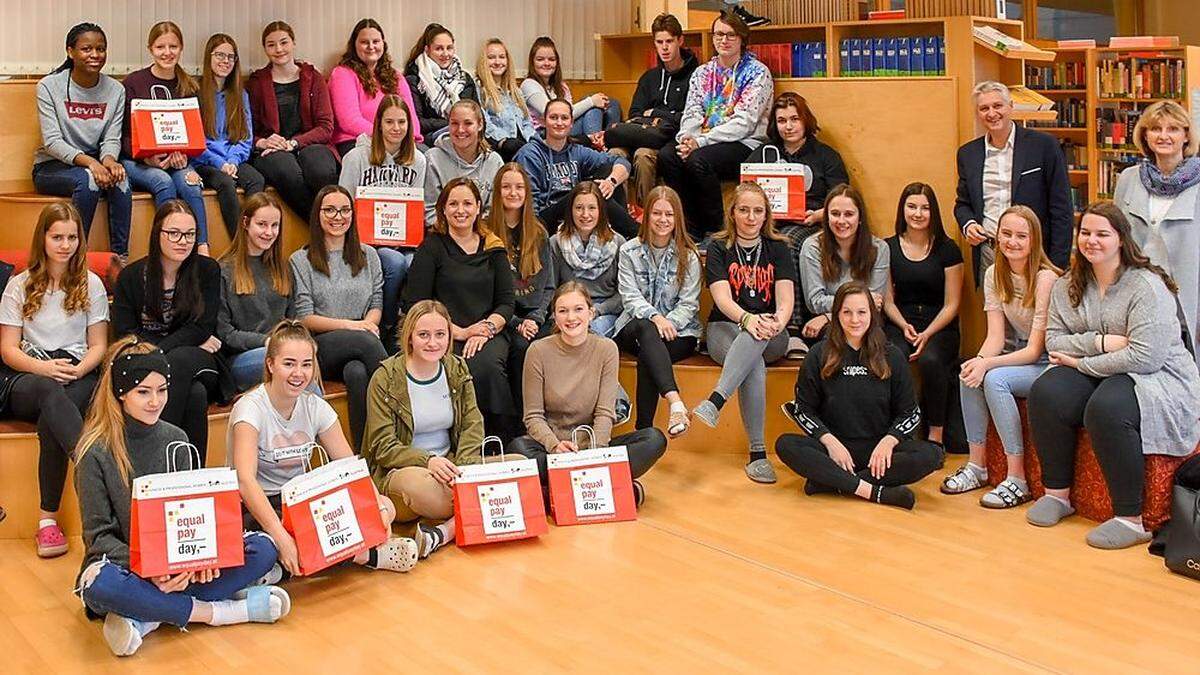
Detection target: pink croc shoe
<box><xmin>36</xmin><ymin>523</ymin><xmax>68</xmax><ymax>558</ymax></box>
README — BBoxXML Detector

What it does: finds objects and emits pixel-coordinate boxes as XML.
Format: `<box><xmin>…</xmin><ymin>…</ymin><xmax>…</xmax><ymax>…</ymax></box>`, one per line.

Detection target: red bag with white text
<box><xmin>280</xmin><ymin>451</ymin><xmax>387</xmax><ymax>575</ymax></box>
<box><xmin>740</xmin><ymin>146</ymin><xmax>811</xmax><ymax>221</ymax></box>
<box><xmin>546</xmin><ymin>426</ymin><xmax>637</xmax><ymax>526</ymax></box>
<box><xmin>453</xmin><ymin>437</ymin><xmax>547</xmax><ymax>546</ymax></box>
<box><xmin>128</xmin><ymin>85</ymin><xmax>206</xmax><ymax>158</ymax></box>
<box><xmin>130</xmin><ymin>441</ymin><xmax>244</xmax><ymax>577</ymax></box>
<box><xmin>354</xmin><ymin>186</ymin><xmax>425</xmax><ymax>247</ymax></box>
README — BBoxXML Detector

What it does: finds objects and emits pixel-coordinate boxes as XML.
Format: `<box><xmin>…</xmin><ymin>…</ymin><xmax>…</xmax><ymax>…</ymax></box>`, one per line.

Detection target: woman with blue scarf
<box><xmin>1114</xmin><ymin>100</ymin><xmax>1200</xmax><ymax>355</ymax></box>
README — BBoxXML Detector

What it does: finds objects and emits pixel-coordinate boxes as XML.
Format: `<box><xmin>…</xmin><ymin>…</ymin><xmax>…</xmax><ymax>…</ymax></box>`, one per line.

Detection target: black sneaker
<box><xmin>780</xmin><ymin>400</ymin><xmax>802</xmax><ymax>428</ymax></box>
<box><xmin>733</xmin><ymin>5</ymin><xmax>771</xmax><ymax>27</ymax></box>
<box><xmin>633</xmin><ymin>479</ymin><xmax>645</xmax><ymax>508</ymax></box>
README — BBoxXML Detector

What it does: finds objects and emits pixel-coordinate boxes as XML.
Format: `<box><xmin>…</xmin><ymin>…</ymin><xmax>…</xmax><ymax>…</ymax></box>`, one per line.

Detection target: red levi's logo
<box><xmin>65</xmin><ymin>101</ymin><xmax>106</xmax><ymax>120</ymax></box>
<box><xmin>727</xmin><ymin>262</ymin><xmax>776</xmax><ymax>303</ymax></box>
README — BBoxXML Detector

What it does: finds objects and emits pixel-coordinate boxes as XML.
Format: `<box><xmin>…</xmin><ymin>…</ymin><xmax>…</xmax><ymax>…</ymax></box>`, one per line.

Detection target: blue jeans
<box><xmin>32</xmin><ymin>160</ymin><xmax>133</xmax><ymax>255</ymax></box>
<box><xmin>377</xmin><ymin>247</ymin><xmax>414</xmax><ymax>332</ymax></box>
<box><xmin>571</xmin><ymin>99</ymin><xmax>624</xmax><ymax>136</ymax></box>
<box><xmin>121</xmin><ymin>159</ymin><xmax>210</xmax><ymax>244</ymax></box>
<box><xmin>230</xmin><ymin>347</ymin><xmax>267</xmax><ymax>391</ymax></box>
<box><xmin>591</xmin><ymin>313</ymin><xmax>619</xmax><ymax>338</ymax></box>
<box><xmin>960</xmin><ymin>361</ymin><xmax>1050</xmax><ymax>454</ymax></box>
<box><xmin>78</xmin><ymin>531</ymin><xmax>278</xmax><ymax>627</ymax></box>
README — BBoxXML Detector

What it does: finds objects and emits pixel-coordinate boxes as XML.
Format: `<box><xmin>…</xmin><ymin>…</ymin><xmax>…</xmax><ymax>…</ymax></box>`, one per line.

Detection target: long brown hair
<box><xmin>405</xmin><ymin>23</ymin><xmax>453</xmax><ymax>72</ymax></box>
<box><xmin>220</xmin><ymin>192</ymin><xmax>290</xmax><ymax>296</ymax></box>
<box><xmin>199</xmin><ymin>33</ymin><xmax>248</xmax><ymax>144</ymax></box>
<box><xmin>640</xmin><ymin>185</ymin><xmax>700</xmax><ymax>289</ymax></box>
<box><xmin>262</xmin><ymin>319</ymin><xmax>321</xmax><ymax>390</ymax></box>
<box><xmin>145</xmin><ymin>21</ymin><xmax>197</xmax><ymax>97</ymax></box>
<box><xmin>476</xmin><ymin>38</ymin><xmax>528</xmax><ymax>117</ymax></box>
<box><xmin>818</xmin><ymin>184</ymin><xmax>876</xmax><ymax>284</ymax></box>
<box><xmin>821</xmin><ymin>281</ymin><xmax>891</xmax><ymax>380</ymax></box>
<box><xmin>713</xmin><ymin>181</ymin><xmax>787</xmax><ymax>246</ymax></box>
<box><xmin>75</xmin><ymin>337</ymin><xmax>160</xmax><ymax>484</ymax></box>
<box><xmin>1067</xmin><ymin>201</ymin><xmax>1177</xmax><ymax>307</ymax></box>
<box><xmin>307</xmin><ymin>185</ymin><xmax>366</xmax><ymax>277</ymax></box>
<box><xmin>146</xmin><ymin>200</ymin><xmax>205</xmax><ymax>325</ymax></box>
<box><xmin>433</xmin><ymin>177</ymin><xmax>503</xmax><ymax>250</ymax></box>
<box><xmin>992</xmin><ymin>205</ymin><xmax>1060</xmax><ymax>308</ymax></box>
<box><xmin>549</xmin><ymin>280</ymin><xmax>594</xmax><ymax>334</ymax></box>
<box><xmin>893</xmin><ymin>182</ymin><xmax>949</xmax><ymax>246</ymax></box>
<box><xmin>400</xmin><ymin>299</ymin><xmax>453</xmax><ymax>357</ymax></box>
<box><xmin>766</xmin><ymin>92</ymin><xmax>819</xmax><ymax>145</ymax></box>
<box><xmin>22</xmin><ymin>202</ymin><xmax>90</xmax><ymax>319</ymax></box>
<box><xmin>526</xmin><ymin>36</ymin><xmax>566</xmax><ymax>99</ymax></box>
<box><xmin>339</xmin><ymin>18</ymin><xmax>399</xmax><ymax>98</ymax></box>
<box><xmin>369</xmin><ymin>94</ymin><xmax>416</xmax><ymax>166</ymax></box>
<box><xmin>488</xmin><ymin>163</ymin><xmax>547</xmax><ymax>279</ymax></box>
<box><xmin>558</xmin><ymin>182</ymin><xmax>614</xmax><ymax>245</ymax></box>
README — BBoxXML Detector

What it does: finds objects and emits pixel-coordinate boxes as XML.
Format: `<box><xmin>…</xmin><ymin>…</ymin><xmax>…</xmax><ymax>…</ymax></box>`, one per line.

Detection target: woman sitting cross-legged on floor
<box><xmin>776</xmin><ymin>281</ymin><xmax>945</xmax><ymax>509</ymax></box>
<box><xmin>1026</xmin><ymin>202</ymin><xmax>1200</xmax><ymax>549</ymax></box>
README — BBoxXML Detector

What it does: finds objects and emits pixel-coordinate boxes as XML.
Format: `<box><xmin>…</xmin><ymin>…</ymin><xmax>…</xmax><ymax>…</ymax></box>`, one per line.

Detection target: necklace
<box><xmin>734</xmin><ymin>239</ymin><xmax>763</xmax><ymax>298</ymax></box>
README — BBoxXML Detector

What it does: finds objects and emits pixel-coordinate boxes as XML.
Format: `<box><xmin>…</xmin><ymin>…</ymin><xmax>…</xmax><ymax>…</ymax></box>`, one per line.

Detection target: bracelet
<box><xmin>738</xmin><ymin>313</ymin><xmax>752</xmax><ymax>331</ymax></box>
<box><xmin>483</xmin><ymin>319</ymin><xmax>497</xmax><ymax>337</ymax></box>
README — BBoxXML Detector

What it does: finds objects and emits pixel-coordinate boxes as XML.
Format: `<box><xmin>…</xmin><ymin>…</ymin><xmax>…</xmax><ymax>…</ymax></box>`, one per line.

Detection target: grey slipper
<box><xmin>1026</xmin><ymin>495</ymin><xmax>1075</xmax><ymax>527</ymax></box>
<box><xmin>745</xmin><ymin>458</ymin><xmax>777</xmax><ymax>484</ymax></box>
<box><xmin>1086</xmin><ymin>518</ymin><xmax>1152</xmax><ymax>550</ymax></box>
<box><xmin>692</xmin><ymin>400</ymin><xmax>720</xmax><ymax>428</ymax></box>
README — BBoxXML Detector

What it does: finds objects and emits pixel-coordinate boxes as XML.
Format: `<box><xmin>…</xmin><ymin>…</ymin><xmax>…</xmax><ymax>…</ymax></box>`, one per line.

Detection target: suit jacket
<box><xmin>954</xmin><ymin>125</ymin><xmax>1073</xmax><ymax>278</ymax></box>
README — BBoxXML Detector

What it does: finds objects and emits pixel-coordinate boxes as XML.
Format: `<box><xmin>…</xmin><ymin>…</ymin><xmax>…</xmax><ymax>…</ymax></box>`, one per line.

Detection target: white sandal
<box><xmin>667</xmin><ymin>409</ymin><xmax>690</xmax><ymax>437</ymax></box>
<box><xmin>980</xmin><ymin>478</ymin><xmax>1033</xmax><ymax>509</ymax></box>
<box><xmin>940</xmin><ymin>465</ymin><xmax>987</xmax><ymax>495</ymax></box>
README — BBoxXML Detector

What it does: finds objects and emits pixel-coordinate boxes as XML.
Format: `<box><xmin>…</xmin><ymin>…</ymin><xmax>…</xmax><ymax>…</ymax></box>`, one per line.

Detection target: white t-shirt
<box><xmin>407</xmin><ymin>363</ymin><xmax>453</xmax><ymax>457</ymax></box>
<box><xmin>0</xmin><ymin>270</ymin><xmax>108</xmax><ymax>361</ymax></box>
<box><xmin>228</xmin><ymin>385</ymin><xmax>339</xmax><ymax>496</ymax></box>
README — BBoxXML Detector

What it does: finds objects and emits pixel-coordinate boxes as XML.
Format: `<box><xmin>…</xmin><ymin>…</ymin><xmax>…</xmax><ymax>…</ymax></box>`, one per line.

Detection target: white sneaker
<box><xmin>102</xmin><ymin>614</ymin><xmax>159</xmax><ymax>656</ymax></box>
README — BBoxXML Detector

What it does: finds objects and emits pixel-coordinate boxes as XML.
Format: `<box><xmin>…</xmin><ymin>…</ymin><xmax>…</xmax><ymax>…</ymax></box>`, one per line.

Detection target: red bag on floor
<box><xmin>280</xmin><ymin>448</ymin><xmax>388</xmax><ymax>575</ymax></box>
<box><xmin>453</xmin><ymin>437</ymin><xmax>547</xmax><ymax>546</ymax></box>
<box><xmin>130</xmin><ymin>441</ymin><xmax>244</xmax><ymax>578</ymax></box>
<box><xmin>128</xmin><ymin>85</ymin><xmax>206</xmax><ymax>158</ymax></box>
<box><xmin>354</xmin><ymin>186</ymin><xmax>425</xmax><ymax>247</ymax></box>
<box><xmin>740</xmin><ymin>147</ymin><xmax>811</xmax><ymax>221</ymax></box>
<box><xmin>546</xmin><ymin>426</ymin><xmax>637</xmax><ymax>526</ymax></box>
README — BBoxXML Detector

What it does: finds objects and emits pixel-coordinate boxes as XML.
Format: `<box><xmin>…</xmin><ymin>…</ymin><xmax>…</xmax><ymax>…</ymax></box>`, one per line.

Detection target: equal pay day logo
<box><xmin>165</xmin><ymin>496</ymin><xmax>217</xmax><ymax>563</ymax></box>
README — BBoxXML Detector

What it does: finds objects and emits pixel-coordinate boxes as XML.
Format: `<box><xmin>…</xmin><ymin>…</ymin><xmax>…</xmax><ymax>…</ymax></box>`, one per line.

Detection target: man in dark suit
<box><xmin>954</xmin><ymin>81</ymin><xmax>1073</xmax><ymax>281</ymax></box>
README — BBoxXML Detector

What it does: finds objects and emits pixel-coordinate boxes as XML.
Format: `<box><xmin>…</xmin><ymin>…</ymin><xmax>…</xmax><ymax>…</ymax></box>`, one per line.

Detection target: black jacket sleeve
<box><xmin>792</xmin><ymin>342</ymin><xmax>830</xmax><ymax>439</ymax></box>
<box><xmin>156</xmin><ymin>257</ymin><xmax>221</xmax><ymax>353</ymax></box>
<box><xmin>401</xmin><ymin>236</ymin><xmax>440</xmax><ymax>312</ymax></box>
<box><xmin>628</xmin><ymin>70</ymin><xmax>656</xmax><ymax>120</ymax></box>
<box><xmin>1043</xmin><ymin>137</ymin><xmax>1074</xmax><ymax>269</ymax></box>
<box><xmin>110</xmin><ymin>262</ymin><xmax>144</xmax><ymax>341</ymax></box>
<box><xmin>953</xmin><ymin>141</ymin><xmax>981</xmax><ymax>230</ymax></box>
<box><xmin>406</xmin><ymin>74</ymin><xmax>447</xmax><ymax>137</ymax></box>
<box><xmin>886</xmin><ymin>347</ymin><xmax>921</xmax><ymax>441</ymax></box>
<box><xmin>489</xmin><ymin>248</ymin><xmax>515</xmax><ymax>323</ymax></box>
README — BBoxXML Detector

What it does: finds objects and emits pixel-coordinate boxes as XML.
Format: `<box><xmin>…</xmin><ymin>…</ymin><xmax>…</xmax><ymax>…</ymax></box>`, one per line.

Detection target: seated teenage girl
<box><xmin>548</xmin><ymin>181</ymin><xmax>627</xmax><ymax>338</ymax></box>
<box><xmin>475</xmin><ymin>38</ymin><xmax>537</xmax><ymax>162</ymax></box>
<box><xmin>403</xmin><ymin>23</ymin><xmax>478</xmax><ymax>142</ymax></box>
<box><xmin>0</xmin><ymin>203</ymin><xmax>107</xmax><ymax>558</ymax></box>
<box><xmin>329</xmin><ymin>18</ymin><xmax>423</xmax><ymax>157</ymax></box>
<box><xmin>76</xmin><ymin>338</ymin><xmax>288</xmax><ymax>657</ymax></box>
<box><xmin>777</xmin><ymin>281</ymin><xmax>945</xmax><ymax>510</ymax></box>
<box><xmin>231</xmin><ymin>320</ymin><xmax>418</xmax><ymax>574</ymax></box>
<box><xmin>422</xmin><ymin>99</ymin><xmax>504</xmax><ymax>225</ymax></box>
<box><xmin>521</xmin><ymin>36</ymin><xmax>621</xmax><ymax>140</ymax></box>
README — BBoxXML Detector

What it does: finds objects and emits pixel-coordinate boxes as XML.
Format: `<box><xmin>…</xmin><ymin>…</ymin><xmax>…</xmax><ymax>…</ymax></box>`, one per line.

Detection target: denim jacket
<box><xmin>614</xmin><ymin>236</ymin><xmax>702</xmax><ymax>338</ymax></box>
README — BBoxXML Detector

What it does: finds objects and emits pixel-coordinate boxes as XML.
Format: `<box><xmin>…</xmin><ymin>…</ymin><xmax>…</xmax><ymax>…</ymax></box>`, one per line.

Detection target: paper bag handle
<box><xmin>571</xmin><ymin>425</ymin><xmax>596</xmax><ymax>451</ymax></box>
<box><xmin>763</xmin><ymin>144</ymin><xmax>782</xmax><ymax>164</ymax></box>
<box><xmin>301</xmin><ymin>442</ymin><xmax>331</xmax><ymax>473</ymax></box>
<box><xmin>479</xmin><ymin>435</ymin><xmax>505</xmax><ymax>463</ymax></box>
<box><xmin>164</xmin><ymin>440</ymin><xmax>202</xmax><ymax>473</ymax></box>
<box><xmin>149</xmin><ymin>84</ymin><xmax>173</xmax><ymax>101</ymax></box>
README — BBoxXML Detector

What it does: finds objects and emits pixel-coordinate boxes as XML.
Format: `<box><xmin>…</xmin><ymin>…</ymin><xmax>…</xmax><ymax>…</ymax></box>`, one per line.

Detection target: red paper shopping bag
<box><xmin>453</xmin><ymin>438</ymin><xmax>547</xmax><ymax>546</ymax></box>
<box><xmin>740</xmin><ymin>148</ymin><xmax>810</xmax><ymax>221</ymax></box>
<box><xmin>128</xmin><ymin>86</ymin><xmax>206</xmax><ymax>158</ymax></box>
<box><xmin>130</xmin><ymin>441</ymin><xmax>244</xmax><ymax>578</ymax></box>
<box><xmin>546</xmin><ymin>426</ymin><xmax>637</xmax><ymax>526</ymax></box>
<box><xmin>354</xmin><ymin>186</ymin><xmax>425</xmax><ymax>247</ymax></box>
<box><xmin>280</xmin><ymin>455</ymin><xmax>388</xmax><ymax>575</ymax></box>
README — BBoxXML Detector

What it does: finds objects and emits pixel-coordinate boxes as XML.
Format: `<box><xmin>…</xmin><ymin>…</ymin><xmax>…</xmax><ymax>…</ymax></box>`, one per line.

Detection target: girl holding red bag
<box><xmin>230</xmin><ymin>320</ymin><xmax>419</xmax><ymax>575</ymax></box>
<box><xmin>75</xmin><ymin>337</ymin><xmax>290</xmax><ymax>657</ymax></box>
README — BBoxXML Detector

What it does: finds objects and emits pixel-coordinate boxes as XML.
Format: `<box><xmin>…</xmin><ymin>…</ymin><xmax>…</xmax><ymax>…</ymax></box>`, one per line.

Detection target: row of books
<box><xmin>640</xmin><ymin>42</ymin><xmax>827</xmax><ymax>78</ymax></box>
<box><xmin>838</xmin><ymin>36</ymin><xmax>945</xmax><ymax>77</ymax></box>
<box><xmin>1097</xmin><ymin>156</ymin><xmax>1141</xmax><ymax>198</ymax></box>
<box><xmin>1057</xmin><ymin>140</ymin><xmax>1088</xmax><ymax>171</ymax></box>
<box><xmin>1068</xmin><ymin>184</ymin><xmax>1087</xmax><ymax>215</ymax></box>
<box><xmin>1026</xmin><ymin>62</ymin><xmax>1088</xmax><ymax>90</ymax></box>
<box><xmin>1026</xmin><ymin>97</ymin><xmax>1087</xmax><ymax>128</ymax></box>
<box><xmin>1096</xmin><ymin>107</ymin><xmax>1143</xmax><ymax>150</ymax></box>
<box><xmin>1096</xmin><ymin>57</ymin><xmax>1187</xmax><ymax>99</ymax></box>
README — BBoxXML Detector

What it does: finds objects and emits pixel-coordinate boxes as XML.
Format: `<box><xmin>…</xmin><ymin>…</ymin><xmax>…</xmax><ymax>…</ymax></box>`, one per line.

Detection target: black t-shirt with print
<box><xmin>704</xmin><ymin>237</ymin><xmax>797</xmax><ymax>323</ymax></box>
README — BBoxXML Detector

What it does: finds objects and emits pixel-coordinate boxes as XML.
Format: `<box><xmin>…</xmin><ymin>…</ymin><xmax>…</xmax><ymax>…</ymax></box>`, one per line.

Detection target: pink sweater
<box><xmin>328</xmin><ymin>64</ymin><xmax>423</xmax><ymax>145</ymax></box>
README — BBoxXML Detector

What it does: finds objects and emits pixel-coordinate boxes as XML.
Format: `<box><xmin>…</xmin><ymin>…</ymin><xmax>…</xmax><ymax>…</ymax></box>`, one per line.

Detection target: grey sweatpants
<box><xmin>705</xmin><ymin>321</ymin><xmax>789</xmax><ymax>451</ymax></box>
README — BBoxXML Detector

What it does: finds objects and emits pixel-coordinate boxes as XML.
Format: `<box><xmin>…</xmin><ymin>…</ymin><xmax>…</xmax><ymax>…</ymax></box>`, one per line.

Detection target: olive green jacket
<box><xmin>361</xmin><ymin>352</ymin><xmax>485</xmax><ymax>492</ymax></box>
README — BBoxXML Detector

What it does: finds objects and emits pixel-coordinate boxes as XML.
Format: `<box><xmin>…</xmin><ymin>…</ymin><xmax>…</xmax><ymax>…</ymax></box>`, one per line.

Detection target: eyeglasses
<box><xmin>712</xmin><ymin>31</ymin><xmax>739</xmax><ymax>42</ymax></box>
<box><xmin>161</xmin><ymin>229</ymin><xmax>197</xmax><ymax>243</ymax></box>
<box><xmin>212</xmin><ymin>52</ymin><xmax>237</xmax><ymax>63</ymax></box>
<box><xmin>734</xmin><ymin>206</ymin><xmax>766</xmax><ymax>218</ymax></box>
<box><xmin>320</xmin><ymin>206</ymin><xmax>354</xmax><ymax>218</ymax></box>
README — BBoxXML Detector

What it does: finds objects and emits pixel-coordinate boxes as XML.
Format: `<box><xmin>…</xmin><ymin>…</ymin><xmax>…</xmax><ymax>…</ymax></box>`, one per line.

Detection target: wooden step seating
<box><xmin>983</xmin><ymin>399</ymin><xmax>1196</xmax><ymax>529</ymax></box>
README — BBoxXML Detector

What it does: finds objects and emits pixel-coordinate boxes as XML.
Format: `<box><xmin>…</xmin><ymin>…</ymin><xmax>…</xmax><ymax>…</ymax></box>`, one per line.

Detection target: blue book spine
<box><xmin>936</xmin><ymin>36</ymin><xmax>945</xmax><ymax>75</ymax></box>
<box><xmin>859</xmin><ymin>38</ymin><xmax>871</xmax><ymax>77</ymax></box>
<box><xmin>840</xmin><ymin>39</ymin><xmax>850</xmax><ymax>77</ymax></box>
<box><xmin>898</xmin><ymin>37</ymin><xmax>910</xmax><ymax>77</ymax></box>
<box><xmin>885</xmin><ymin>38</ymin><xmax>898</xmax><ymax>77</ymax></box>
<box><xmin>792</xmin><ymin>42</ymin><xmax>802</xmax><ymax>77</ymax></box>
<box><xmin>924</xmin><ymin>36</ymin><xmax>937</xmax><ymax>75</ymax></box>
<box><xmin>909</xmin><ymin>37</ymin><xmax>924</xmax><ymax>76</ymax></box>
<box><xmin>814</xmin><ymin>42</ymin><xmax>826</xmax><ymax>78</ymax></box>
<box><xmin>850</xmin><ymin>39</ymin><xmax>862</xmax><ymax>77</ymax></box>
<box><xmin>872</xmin><ymin>38</ymin><xmax>886</xmax><ymax>78</ymax></box>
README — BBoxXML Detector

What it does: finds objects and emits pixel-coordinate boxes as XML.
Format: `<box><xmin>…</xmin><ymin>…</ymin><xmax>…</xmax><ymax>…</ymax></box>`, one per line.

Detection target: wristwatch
<box><xmin>483</xmin><ymin>319</ymin><xmax>497</xmax><ymax>337</ymax></box>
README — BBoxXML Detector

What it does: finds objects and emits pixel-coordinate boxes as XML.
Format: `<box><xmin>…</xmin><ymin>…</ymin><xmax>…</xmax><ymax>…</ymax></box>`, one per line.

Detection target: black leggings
<box><xmin>614</xmin><ymin>319</ymin><xmax>697</xmax><ymax>429</ymax></box>
<box><xmin>657</xmin><ymin>140</ymin><xmax>751</xmax><ymax>239</ymax></box>
<box><xmin>507</xmin><ymin>427</ymin><xmax>668</xmax><ymax>487</ymax></box>
<box><xmin>7</xmin><ymin>372</ymin><xmax>97</xmax><ymax>512</ymax></box>
<box><xmin>1028</xmin><ymin>368</ymin><xmax>1145</xmax><ymax>517</ymax></box>
<box><xmin>251</xmin><ymin>145</ymin><xmax>339</xmax><ymax>220</ymax></box>
<box><xmin>161</xmin><ymin>347</ymin><xmax>220</xmax><ymax>463</ymax></box>
<box><xmin>315</xmin><ymin>329</ymin><xmax>387</xmax><ymax>450</ymax></box>
<box><xmin>775</xmin><ymin>434</ymin><xmax>945</xmax><ymax>492</ymax></box>
<box><xmin>883</xmin><ymin>323</ymin><xmax>960</xmax><ymax>428</ymax></box>
<box><xmin>192</xmin><ymin>162</ymin><xmax>266</xmax><ymax>239</ymax></box>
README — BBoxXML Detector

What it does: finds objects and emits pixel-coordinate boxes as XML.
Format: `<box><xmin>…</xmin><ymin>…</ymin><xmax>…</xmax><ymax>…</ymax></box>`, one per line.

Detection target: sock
<box><xmin>1115</xmin><ymin>517</ymin><xmax>1146</xmax><ymax>533</ymax></box>
<box><xmin>38</xmin><ymin>518</ymin><xmax>56</xmax><ymax>530</ymax></box>
<box><xmin>966</xmin><ymin>462</ymin><xmax>987</xmax><ymax>479</ymax></box>
<box><xmin>419</xmin><ymin>523</ymin><xmax>448</xmax><ymax>558</ymax></box>
<box><xmin>748</xmin><ymin>450</ymin><xmax>767</xmax><ymax>462</ymax></box>
<box><xmin>206</xmin><ymin>599</ymin><xmax>249</xmax><ymax>626</ymax></box>
<box><xmin>669</xmin><ymin>401</ymin><xmax>688</xmax><ymax>415</ymax></box>
<box><xmin>871</xmin><ymin>484</ymin><xmax>916</xmax><ymax>510</ymax></box>
<box><xmin>1047</xmin><ymin>493</ymin><xmax>1072</xmax><ymax>508</ymax></box>
<box><xmin>707</xmin><ymin>392</ymin><xmax>727</xmax><ymax>410</ymax></box>
<box><xmin>1007</xmin><ymin>476</ymin><xmax>1029</xmax><ymax>490</ymax></box>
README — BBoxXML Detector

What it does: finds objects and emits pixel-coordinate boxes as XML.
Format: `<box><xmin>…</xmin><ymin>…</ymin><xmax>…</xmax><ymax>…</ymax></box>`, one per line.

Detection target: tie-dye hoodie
<box><xmin>675</xmin><ymin>51</ymin><xmax>773</xmax><ymax>150</ymax></box>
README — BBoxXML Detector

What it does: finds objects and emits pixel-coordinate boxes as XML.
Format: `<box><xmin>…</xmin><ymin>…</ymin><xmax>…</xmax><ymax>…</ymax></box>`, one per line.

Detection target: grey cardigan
<box><xmin>1045</xmin><ymin>268</ymin><xmax>1200</xmax><ymax>457</ymax></box>
<box><xmin>1113</xmin><ymin>165</ymin><xmax>1200</xmax><ymax>355</ymax></box>
<box><xmin>799</xmin><ymin>234</ymin><xmax>890</xmax><ymax>315</ymax></box>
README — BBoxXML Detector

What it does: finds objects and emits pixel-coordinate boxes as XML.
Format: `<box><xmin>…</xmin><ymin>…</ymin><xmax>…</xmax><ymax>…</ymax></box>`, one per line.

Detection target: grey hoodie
<box><xmin>423</xmin><ymin>135</ymin><xmax>504</xmax><ymax>225</ymax></box>
<box><xmin>338</xmin><ymin>132</ymin><xmax>428</xmax><ymax>194</ymax></box>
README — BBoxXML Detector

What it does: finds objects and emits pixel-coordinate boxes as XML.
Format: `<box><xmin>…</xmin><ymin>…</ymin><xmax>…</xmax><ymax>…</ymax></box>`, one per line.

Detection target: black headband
<box><xmin>111</xmin><ymin>349</ymin><xmax>171</xmax><ymax>396</ymax></box>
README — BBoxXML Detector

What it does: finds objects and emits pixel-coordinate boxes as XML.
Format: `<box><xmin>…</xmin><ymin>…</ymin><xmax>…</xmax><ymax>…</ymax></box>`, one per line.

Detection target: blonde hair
<box><xmin>262</xmin><ymin>320</ymin><xmax>321</xmax><ymax>390</ymax></box>
<box><xmin>400</xmin><ymin>299</ymin><xmax>453</xmax><ymax>357</ymax></box>
<box><xmin>1134</xmin><ymin>100</ymin><xmax>1198</xmax><ymax>159</ymax></box>
<box><xmin>22</xmin><ymin>202</ymin><xmax>90</xmax><ymax>319</ymax></box>
<box><xmin>639</xmin><ymin>186</ymin><xmax>699</xmax><ymax>289</ymax></box>
<box><xmin>146</xmin><ymin>21</ymin><xmax>198</xmax><ymax>97</ymax></box>
<box><xmin>992</xmin><ymin>205</ymin><xmax>1060</xmax><ymax>308</ymax></box>
<box><xmin>476</xmin><ymin>39</ymin><xmax>528</xmax><ymax>119</ymax></box>
<box><xmin>220</xmin><ymin>192</ymin><xmax>290</xmax><ymax>296</ymax></box>
<box><xmin>75</xmin><ymin>337</ymin><xmax>160</xmax><ymax>484</ymax></box>
<box><xmin>713</xmin><ymin>181</ymin><xmax>787</xmax><ymax>246</ymax></box>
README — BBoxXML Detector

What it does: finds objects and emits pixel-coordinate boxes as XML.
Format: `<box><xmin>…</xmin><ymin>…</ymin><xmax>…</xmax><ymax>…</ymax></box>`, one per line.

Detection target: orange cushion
<box><xmin>0</xmin><ymin>250</ymin><xmax>121</xmax><ymax>293</ymax></box>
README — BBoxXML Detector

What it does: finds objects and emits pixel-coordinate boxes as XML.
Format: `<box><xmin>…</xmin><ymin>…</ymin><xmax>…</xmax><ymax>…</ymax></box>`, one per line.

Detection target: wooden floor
<box><xmin>1</xmin><ymin>449</ymin><xmax>1196</xmax><ymax>673</ymax></box>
